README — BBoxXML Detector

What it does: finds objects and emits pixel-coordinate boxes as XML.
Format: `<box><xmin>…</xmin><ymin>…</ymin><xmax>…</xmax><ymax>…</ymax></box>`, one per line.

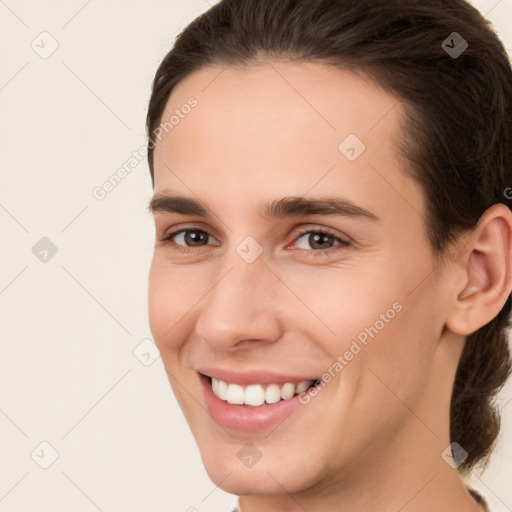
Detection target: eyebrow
<box><xmin>147</xmin><ymin>193</ymin><xmax>381</xmax><ymax>222</ymax></box>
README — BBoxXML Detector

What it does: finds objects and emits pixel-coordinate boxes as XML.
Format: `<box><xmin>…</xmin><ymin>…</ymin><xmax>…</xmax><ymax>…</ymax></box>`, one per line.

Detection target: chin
<box><xmin>204</xmin><ymin>463</ymin><xmax>300</xmax><ymax>496</ymax></box>
<box><xmin>198</xmin><ymin>442</ymin><xmax>320</xmax><ymax>496</ymax></box>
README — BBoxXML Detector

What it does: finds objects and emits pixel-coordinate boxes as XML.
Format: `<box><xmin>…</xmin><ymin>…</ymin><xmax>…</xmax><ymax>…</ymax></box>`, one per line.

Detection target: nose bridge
<box><xmin>195</xmin><ymin>249</ymin><xmax>283</xmax><ymax>349</ymax></box>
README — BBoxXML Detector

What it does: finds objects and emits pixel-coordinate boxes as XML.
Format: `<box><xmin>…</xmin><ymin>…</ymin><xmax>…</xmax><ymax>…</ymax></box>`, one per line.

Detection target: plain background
<box><xmin>1</xmin><ymin>1</ymin><xmax>511</xmax><ymax>511</ymax></box>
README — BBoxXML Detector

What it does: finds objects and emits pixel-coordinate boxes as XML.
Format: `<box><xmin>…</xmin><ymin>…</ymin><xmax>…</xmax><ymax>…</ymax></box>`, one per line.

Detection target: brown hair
<box><xmin>145</xmin><ymin>0</ymin><xmax>512</xmax><ymax>472</ymax></box>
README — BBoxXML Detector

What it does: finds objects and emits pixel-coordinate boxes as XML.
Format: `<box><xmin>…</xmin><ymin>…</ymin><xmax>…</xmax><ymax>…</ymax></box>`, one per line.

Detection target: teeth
<box><xmin>217</xmin><ymin>379</ymin><xmax>228</xmax><ymax>401</ymax></box>
<box><xmin>280</xmin><ymin>382</ymin><xmax>295</xmax><ymax>400</ymax></box>
<box><xmin>226</xmin><ymin>384</ymin><xmax>244</xmax><ymax>405</ymax></box>
<box><xmin>211</xmin><ymin>377</ymin><xmax>315</xmax><ymax>406</ymax></box>
<box><xmin>295</xmin><ymin>380</ymin><xmax>311</xmax><ymax>393</ymax></box>
<box><xmin>245</xmin><ymin>385</ymin><xmax>265</xmax><ymax>406</ymax></box>
<box><xmin>265</xmin><ymin>384</ymin><xmax>281</xmax><ymax>404</ymax></box>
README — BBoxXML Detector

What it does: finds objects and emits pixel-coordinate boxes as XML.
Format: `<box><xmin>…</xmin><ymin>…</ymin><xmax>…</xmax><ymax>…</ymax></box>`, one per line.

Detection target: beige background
<box><xmin>0</xmin><ymin>1</ymin><xmax>511</xmax><ymax>511</ymax></box>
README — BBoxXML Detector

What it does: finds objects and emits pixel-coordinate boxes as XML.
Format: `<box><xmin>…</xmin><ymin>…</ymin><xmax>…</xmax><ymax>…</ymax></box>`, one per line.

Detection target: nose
<box><xmin>194</xmin><ymin>255</ymin><xmax>284</xmax><ymax>351</ymax></box>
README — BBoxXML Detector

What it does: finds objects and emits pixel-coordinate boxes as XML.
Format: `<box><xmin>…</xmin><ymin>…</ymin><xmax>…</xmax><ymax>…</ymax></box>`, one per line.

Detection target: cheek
<box><xmin>278</xmin><ymin>265</ymin><xmax>404</xmax><ymax>356</ymax></box>
<box><xmin>147</xmin><ymin>258</ymin><xmax>197</xmax><ymax>353</ymax></box>
<box><xmin>345</xmin><ymin>280</ymin><xmax>441</xmax><ymax>429</ymax></box>
<box><xmin>281</xmin><ymin>260</ymin><xmax>438</xmax><ymax>397</ymax></box>
<box><xmin>148</xmin><ymin>261</ymin><xmax>169</xmax><ymax>346</ymax></box>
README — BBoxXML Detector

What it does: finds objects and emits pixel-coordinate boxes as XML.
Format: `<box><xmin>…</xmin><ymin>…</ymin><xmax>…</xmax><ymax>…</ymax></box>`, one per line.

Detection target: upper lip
<box><xmin>197</xmin><ymin>367</ymin><xmax>319</xmax><ymax>386</ymax></box>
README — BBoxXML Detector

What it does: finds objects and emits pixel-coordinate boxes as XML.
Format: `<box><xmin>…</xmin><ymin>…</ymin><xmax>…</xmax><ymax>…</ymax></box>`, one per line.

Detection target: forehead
<box><xmin>155</xmin><ymin>60</ymin><xmax>399</xmax><ymax>160</ymax></box>
<box><xmin>152</xmin><ymin>60</ymin><xmax>422</xmax><ymax>222</ymax></box>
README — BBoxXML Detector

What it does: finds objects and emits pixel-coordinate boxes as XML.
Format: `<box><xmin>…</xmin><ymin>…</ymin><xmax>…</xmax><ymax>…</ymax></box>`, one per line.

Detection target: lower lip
<box><xmin>200</xmin><ymin>373</ymin><xmax>310</xmax><ymax>432</ymax></box>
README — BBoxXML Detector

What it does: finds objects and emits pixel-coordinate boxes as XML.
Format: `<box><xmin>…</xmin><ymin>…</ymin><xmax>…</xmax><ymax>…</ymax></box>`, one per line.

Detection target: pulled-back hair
<box><xmin>145</xmin><ymin>0</ymin><xmax>512</xmax><ymax>472</ymax></box>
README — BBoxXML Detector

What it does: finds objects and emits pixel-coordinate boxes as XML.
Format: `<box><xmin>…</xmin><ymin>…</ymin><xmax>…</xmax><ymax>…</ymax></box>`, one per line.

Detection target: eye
<box><xmin>291</xmin><ymin>228</ymin><xmax>351</xmax><ymax>254</ymax></box>
<box><xmin>159</xmin><ymin>226</ymin><xmax>351</xmax><ymax>256</ymax></box>
<box><xmin>161</xmin><ymin>228</ymin><xmax>216</xmax><ymax>250</ymax></box>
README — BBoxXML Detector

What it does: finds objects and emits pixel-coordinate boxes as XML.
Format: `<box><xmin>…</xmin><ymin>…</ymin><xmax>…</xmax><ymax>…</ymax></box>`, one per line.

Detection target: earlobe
<box><xmin>446</xmin><ymin>204</ymin><xmax>512</xmax><ymax>336</ymax></box>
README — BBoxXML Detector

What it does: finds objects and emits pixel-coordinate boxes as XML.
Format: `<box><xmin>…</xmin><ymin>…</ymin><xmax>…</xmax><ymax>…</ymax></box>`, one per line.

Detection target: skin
<box><xmin>148</xmin><ymin>60</ymin><xmax>512</xmax><ymax>512</ymax></box>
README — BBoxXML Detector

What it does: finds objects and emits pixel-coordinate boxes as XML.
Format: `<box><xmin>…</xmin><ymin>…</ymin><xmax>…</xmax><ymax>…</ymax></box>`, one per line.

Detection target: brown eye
<box><xmin>166</xmin><ymin>229</ymin><xmax>213</xmax><ymax>247</ymax></box>
<box><xmin>293</xmin><ymin>229</ymin><xmax>350</xmax><ymax>252</ymax></box>
<box><xmin>304</xmin><ymin>232</ymin><xmax>336</xmax><ymax>250</ymax></box>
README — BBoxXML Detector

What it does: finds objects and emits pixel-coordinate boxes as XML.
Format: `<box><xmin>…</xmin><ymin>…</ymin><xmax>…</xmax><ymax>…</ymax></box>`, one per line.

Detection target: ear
<box><xmin>445</xmin><ymin>203</ymin><xmax>512</xmax><ymax>336</ymax></box>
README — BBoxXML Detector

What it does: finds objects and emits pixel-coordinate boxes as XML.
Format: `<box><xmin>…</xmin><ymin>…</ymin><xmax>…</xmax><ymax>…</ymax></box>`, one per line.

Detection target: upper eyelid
<box><xmin>293</xmin><ymin>226</ymin><xmax>349</xmax><ymax>241</ymax></box>
<box><xmin>168</xmin><ymin>228</ymin><xmax>217</xmax><ymax>244</ymax></box>
<box><xmin>160</xmin><ymin>222</ymin><xmax>218</xmax><ymax>240</ymax></box>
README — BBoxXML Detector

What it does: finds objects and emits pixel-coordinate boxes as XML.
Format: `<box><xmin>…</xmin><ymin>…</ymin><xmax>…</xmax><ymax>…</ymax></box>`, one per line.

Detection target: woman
<box><xmin>145</xmin><ymin>1</ymin><xmax>512</xmax><ymax>510</ymax></box>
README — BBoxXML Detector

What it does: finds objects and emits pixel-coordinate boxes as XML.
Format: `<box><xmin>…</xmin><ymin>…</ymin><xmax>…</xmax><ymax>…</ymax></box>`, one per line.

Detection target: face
<box><xmin>148</xmin><ymin>61</ymin><xmax>452</xmax><ymax>497</ymax></box>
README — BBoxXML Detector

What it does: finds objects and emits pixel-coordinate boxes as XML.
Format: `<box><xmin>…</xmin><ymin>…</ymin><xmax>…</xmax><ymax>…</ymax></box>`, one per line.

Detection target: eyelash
<box><xmin>159</xmin><ymin>226</ymin><xmax>351</xmax><ymax>256</ymax></box>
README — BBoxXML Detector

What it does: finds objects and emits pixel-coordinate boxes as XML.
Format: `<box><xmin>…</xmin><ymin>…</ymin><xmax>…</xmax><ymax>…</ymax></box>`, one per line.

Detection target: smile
<box><xmin>210</xmin><ymin>377</ymin><xmax>318</xmax><ymax>407</ymax></box>
<box><xmin>198</xmin><ymin>370</ymin><xmax>322</xmax><ymax>431</ymax></box>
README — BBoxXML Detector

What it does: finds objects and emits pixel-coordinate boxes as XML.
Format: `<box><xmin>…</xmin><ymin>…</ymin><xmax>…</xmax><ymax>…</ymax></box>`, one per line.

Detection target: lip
<box><xmin>199</xmin><ymin>372</ymin><xmax>316</xmax><ymax>431</ymax></box>
<box><xmin>197</xmin><ymin>367</ymin><xmax>319</xmax><ymax>386</ymax></box>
